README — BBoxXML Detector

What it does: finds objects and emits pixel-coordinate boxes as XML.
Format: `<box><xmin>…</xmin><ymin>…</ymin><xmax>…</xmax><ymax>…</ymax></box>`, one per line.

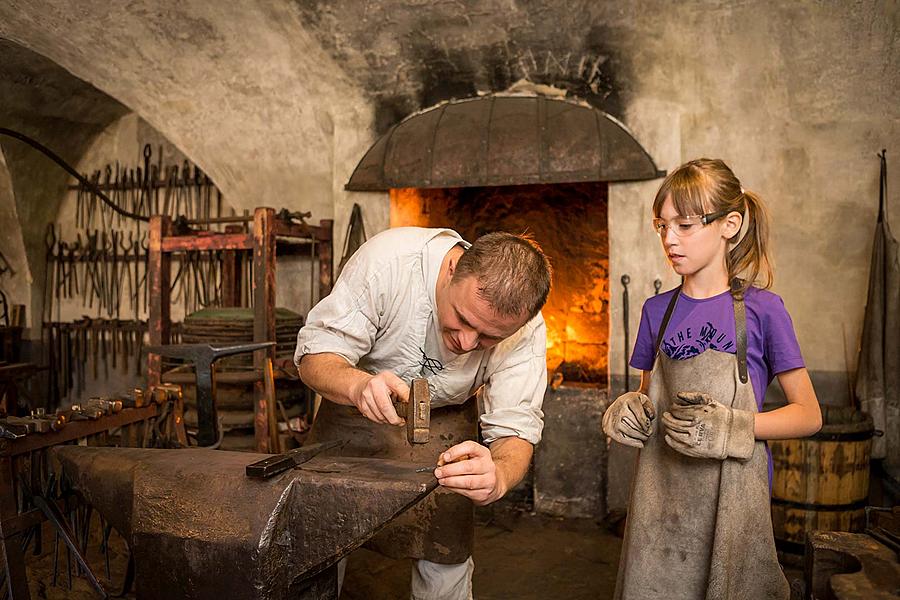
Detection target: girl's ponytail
<box><xmin>727</xmin><ymin>189</ymin><xmax>774</xmax><ymax>295</ymax></box>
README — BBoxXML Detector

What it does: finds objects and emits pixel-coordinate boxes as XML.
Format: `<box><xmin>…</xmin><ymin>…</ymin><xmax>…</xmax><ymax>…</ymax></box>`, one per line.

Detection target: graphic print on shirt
<box><xmin>662</xmin><ymin>319</ymin><xmax>735</xmax><ymax>360</ymax></box>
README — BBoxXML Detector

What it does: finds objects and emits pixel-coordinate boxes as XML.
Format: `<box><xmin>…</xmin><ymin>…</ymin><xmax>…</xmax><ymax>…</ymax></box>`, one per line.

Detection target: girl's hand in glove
<box><xmin>602</xmin><ymin>391</ymin><xmax>656</xmax><ymax>448</ymax></box>
<box><xmin>662</xmin><ymin>391</ymin><xmax>755</xmax><ymax>460</ymax></box>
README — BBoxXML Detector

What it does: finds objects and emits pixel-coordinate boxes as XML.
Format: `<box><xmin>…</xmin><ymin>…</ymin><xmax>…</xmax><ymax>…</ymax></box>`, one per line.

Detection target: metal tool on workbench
<box><xmin>67</xmin><ymin>404</ymin><xmax>104</xmax><ymax>421</ymax></box>
<box><xmin>29</xmin><ymin>408</ymin><xmax>67</xmax><ymax>432</ymax></box>
<box><xmin>2</xmin><ymin>410</ymin><xmax>66</xmax><ymax>434</ymax></box>
<box><xmin>0</xmin><ymin>421</ymin><xmax>27</xmax><ymax>439</ymax></box>
<box><xmin>246</xmin><ymin>440</ymin><xmax>346</xmax><ymax>478</ymax></box>
<box><xmin>121</xmin><ymin>388</ymin><xmax>145</xmax><ymax>409</ymax></box>
<box><xmin>81</xmin><ymin>397</ymin><xmax>123</xmax><ymax>416</ymax></box>
<box><xmin>392</xmin><ymin>378</ymin><xmax>431</xmax><ymax>444</ymax></box>
<box><xmin>144</xmin><ymin>342</ymin><xmax>276</xmax><ymax>446</ymax></box>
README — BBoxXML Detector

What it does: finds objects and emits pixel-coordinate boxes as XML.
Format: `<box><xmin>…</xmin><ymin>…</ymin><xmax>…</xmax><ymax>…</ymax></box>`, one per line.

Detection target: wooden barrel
<box><xmin>769</xmin><ymin>406</ymin><xmax>874</xmax><ymax>553</ymax></box>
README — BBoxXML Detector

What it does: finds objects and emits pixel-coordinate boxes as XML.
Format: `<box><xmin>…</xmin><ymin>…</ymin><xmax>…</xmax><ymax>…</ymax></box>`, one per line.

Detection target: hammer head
<box><xmin>407</xmin><ymin>378</ymin><xmax>430</xmax><ymax>444</ymax></box>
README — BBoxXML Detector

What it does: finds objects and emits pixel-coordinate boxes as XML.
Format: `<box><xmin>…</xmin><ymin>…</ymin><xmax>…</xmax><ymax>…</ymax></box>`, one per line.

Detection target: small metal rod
<box><xmin>67</xmin><ymin>544</ymin><xmax>72</xmax><ymax>590</ymax></box>
<box><xmin>52</xmin><ymin>528</ymin><xmax>60</xmax><ymax>586</ymax></box>
<box><xmin>101</xmin><ymin>520</ymin><xmax>113</xmax><ymax>581</ymax></box>
<box><xmin>34</xmin><ymin>494</ymin><xmax>108</xmax><ymax>598</ymax></box>
<box><xmin>621</xmin><ymin>274</ymin><xmax>631</xmax><ymax>392</ymax></box>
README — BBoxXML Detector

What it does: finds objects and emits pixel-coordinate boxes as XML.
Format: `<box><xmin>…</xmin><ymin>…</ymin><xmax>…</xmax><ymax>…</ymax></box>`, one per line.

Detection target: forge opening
<box><xmin>391</xmin><ymin>182</ymin><xmax>609</xmax><ymax>384</ymax></box>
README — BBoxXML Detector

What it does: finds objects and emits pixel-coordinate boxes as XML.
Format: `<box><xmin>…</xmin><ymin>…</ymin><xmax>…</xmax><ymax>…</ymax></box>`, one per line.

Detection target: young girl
<box><xmin>603</xmin><ymin>158</ymin><xmax>821</xmax><ymax>600</ymax></box>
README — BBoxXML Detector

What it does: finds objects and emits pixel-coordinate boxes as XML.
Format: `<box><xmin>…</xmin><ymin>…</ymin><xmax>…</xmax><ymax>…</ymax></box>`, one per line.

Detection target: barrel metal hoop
<box><xmin>809</xmin><ymin>430</ymin><xmax>874</xmax><ymax>442</ymax></box>
<box><xmin>770</xmin><ymin>497</ymin><xmax>869</xmax><ymax>512</ymax></box>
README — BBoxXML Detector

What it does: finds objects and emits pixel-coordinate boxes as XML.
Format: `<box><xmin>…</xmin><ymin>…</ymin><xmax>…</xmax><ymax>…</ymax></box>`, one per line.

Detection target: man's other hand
<box><xmin>434</xmin><ymin>440</ymin><xmax>503</xmax><ymax>506</ymax></box>
<box><xmin>348</xmin><ymin>371</ymin><xmax>409</xmax><ymax>425</ymax></box>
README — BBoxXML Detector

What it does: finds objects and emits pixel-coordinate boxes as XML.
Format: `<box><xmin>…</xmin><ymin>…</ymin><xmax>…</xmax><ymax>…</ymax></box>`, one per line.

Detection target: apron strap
<box><xmin>731</xmin><ymin>278</ymin><xmax>749</xmax><ymax>384</ymax></box>
<box><xmin>654</xmin><ymin>285</ymin><xmax>682</xmax><ymax>360</ymax></box>
<box><xmin>653</xmin><ymin>282</ymin><xmax>749</xmax><ymax>385</ymax></box>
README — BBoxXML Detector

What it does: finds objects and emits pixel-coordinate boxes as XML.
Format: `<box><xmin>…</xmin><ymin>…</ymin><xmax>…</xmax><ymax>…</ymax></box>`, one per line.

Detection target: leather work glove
<box><xmin>661</xmin><ymin>391</ymin><xmax>755</xmax><ymax>460</ymax></box>
<box><xmin>602</xmin><ymin>391</ymin><xmax>656</xmax><ymax>448</ymax></box>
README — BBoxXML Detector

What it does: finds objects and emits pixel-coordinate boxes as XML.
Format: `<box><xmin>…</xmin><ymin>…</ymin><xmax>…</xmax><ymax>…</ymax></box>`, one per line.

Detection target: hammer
<box><xmin>393</xmin><ymin>378</ymin><xmax>431</xmax><ymax>444</ymax></box>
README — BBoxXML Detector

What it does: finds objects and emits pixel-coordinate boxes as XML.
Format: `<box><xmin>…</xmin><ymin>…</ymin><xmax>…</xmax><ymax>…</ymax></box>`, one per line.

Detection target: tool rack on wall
<box><xmin>146</xmin><ymin>207</ymin><xmax>333</xmax><ymax>453</ymax></box>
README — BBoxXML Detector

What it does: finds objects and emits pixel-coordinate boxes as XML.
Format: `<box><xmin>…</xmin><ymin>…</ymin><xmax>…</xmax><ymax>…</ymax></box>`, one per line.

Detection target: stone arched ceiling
<box><xmin>0</xmin><ymin>0</ymin><xmax>372</xmax><ymax>218</ymax></box>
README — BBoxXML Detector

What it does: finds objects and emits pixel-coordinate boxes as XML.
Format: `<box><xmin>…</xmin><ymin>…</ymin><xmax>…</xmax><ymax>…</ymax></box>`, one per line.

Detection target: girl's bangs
<box><xmin>669</xmin><ymin>184</ymin><xmax>709</xmax><ymax>216</ymax></box>
<box><xmin>653</xmin><ymin>170</ymin><xmax>712</xmax><ymax>217</ymax></box>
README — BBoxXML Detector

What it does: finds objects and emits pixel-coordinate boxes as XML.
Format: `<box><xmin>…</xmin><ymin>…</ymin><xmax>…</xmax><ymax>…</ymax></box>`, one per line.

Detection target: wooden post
<box><xmin>253</xmin><ymin>208</ymin><xmax>277</xmax><ymax>453</ymax></box>
<box><xmin>221</xmin><ymin>224</ymin><xmax>244</xmax><ymax>307</ymax></box>
<box><xmin>147</xmin><ymin>216</ymin><xmax>172</xmax><ymax>389</ymax></box>
<box><xmin>318</xmin><ymin>219</ymin><xmax>334</xmax><ymax>298</ymax></box>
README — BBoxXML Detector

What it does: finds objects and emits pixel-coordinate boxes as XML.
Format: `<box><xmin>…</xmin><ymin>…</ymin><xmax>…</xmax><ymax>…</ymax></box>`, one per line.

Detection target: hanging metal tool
<box><xmin>338</xmin><ymin>203</ymin><xmax>367</xmax><ymax>276</ymax></box>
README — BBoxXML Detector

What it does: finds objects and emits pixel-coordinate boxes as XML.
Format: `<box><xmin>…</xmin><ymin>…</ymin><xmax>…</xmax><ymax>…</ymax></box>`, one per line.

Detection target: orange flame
<box><xmin>391</xmin><ymin>185</ymin><xmax>609</xmax><ymax>383</ymax></box>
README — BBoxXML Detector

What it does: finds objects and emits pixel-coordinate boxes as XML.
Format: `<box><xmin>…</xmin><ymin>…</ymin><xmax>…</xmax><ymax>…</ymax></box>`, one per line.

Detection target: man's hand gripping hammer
<box><xmin>393</xmin><ymin>378</ymin><xmax>431</xmax><ymax>444</ymax></box>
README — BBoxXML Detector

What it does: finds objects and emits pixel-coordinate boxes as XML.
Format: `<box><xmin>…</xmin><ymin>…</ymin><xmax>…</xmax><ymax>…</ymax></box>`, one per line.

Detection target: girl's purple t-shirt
<box><xmin>630</xmin><ymin>286</ymin><xmax>805</xmax><ymax>410</ymax></box>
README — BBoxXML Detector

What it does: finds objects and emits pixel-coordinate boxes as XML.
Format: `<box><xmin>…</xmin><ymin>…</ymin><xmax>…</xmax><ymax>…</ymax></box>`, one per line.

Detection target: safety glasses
<box><xmin>652</xmin><ymin>208</ymin><xmax>730</xmax><ymax>238</ymax></box>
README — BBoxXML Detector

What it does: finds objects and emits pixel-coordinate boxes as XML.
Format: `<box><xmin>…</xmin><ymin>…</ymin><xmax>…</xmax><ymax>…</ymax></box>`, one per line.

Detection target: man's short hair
<box><xmin>453</xmin><ymin>231</ymin><xmax>552</xmax><ymax>320</ymax></box>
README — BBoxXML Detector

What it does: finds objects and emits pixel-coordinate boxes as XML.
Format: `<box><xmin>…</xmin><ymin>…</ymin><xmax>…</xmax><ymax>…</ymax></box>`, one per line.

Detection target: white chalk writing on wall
<box><xmin>509</xmin><ymin>49</ymin><xmax>611</xmax><ymax>95</ymax></box>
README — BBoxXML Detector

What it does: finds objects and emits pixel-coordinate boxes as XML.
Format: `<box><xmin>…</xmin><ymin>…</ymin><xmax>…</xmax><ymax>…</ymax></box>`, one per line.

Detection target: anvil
<box><xmin>51</xmin><ymin>446</ymin><xmax>438</xmax><ymax>599</ymax></box>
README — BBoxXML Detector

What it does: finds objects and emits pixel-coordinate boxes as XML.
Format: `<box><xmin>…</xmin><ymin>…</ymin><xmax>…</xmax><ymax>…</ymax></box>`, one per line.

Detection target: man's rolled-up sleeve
<box><xmin>480</xmin><ymin>318</ymin><xmax>548</xmax><ymax>445</ymax></box>
<box><xmin>294</xmin><ymin>260</ymin><xmax>382</xmax><ymax>368</ymax></box>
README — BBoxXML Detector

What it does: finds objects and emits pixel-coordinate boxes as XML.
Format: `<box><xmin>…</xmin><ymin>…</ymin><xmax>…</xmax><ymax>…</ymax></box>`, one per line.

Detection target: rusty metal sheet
<box><xmin>51</xmin><ymin>446</ymin><xmax>438</xmax><ymax>600</ymax></box>
<box><xmin>346</xmin><ymin>94</ymin><xmax>664</xmax><ymax>191</ymax></box>
<box><xmin>430</xmin><ymin>99</ymin><xmax>491</xmax><ymax>185</ymax></box>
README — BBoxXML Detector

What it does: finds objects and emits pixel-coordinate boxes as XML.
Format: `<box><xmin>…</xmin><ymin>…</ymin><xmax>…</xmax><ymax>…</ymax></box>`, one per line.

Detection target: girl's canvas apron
<box><xmin>614</xmin><ymin>288</ymin><xmax>789</xmax><ymax>600</ymax></box>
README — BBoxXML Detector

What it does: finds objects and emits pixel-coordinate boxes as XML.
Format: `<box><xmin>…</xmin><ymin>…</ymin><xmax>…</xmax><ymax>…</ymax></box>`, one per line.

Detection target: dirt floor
<box><xmin>341</xmin><ymin>501</ymin><xmax>806</xmax><ymax>599</ymax></box>
<box><xmin>341</xmin><ymin>503</ymin><xmax>622</xmax><ymax>600</ymax></box>
<box><xmin>21</xmin><ymin>518</ymin><xmax>131</xmax><ymax>599</ymax></box>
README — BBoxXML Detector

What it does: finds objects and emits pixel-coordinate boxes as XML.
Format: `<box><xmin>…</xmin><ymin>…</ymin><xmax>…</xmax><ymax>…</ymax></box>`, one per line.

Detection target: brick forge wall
<box><xmin>391</xmin><ymin>182</ymin><xmax>610</xmax><ymax>384</ymax></box>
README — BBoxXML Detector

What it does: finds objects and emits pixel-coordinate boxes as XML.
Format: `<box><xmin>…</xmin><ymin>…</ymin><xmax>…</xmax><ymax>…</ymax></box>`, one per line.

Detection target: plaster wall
<box><xmin>0</xmin><ymin>149</ymin><xmax>31</xmax><ymax>320</ymax></box>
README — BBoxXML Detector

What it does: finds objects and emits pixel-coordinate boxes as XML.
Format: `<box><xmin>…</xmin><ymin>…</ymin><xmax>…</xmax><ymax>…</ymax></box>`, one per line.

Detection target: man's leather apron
<box><xmin>306</xmin><ymin>398</ymin><xmax>477</xmax><ymax>565</ymax></box>
<box><xmin>614</xmin><ymin>288</ymin><xmax>789</xmax><ymax>600</ymax></box>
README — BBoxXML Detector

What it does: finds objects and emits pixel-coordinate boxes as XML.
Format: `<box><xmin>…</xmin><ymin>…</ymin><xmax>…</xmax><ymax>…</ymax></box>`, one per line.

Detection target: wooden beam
<box><xmin>148</xmin><ymin>216</ymin><xmax>173</xmax><ymax>388</ymax></box>
<box><xmin>221</xmin><ymin>225</ymin><xmax>244</xmax><ymax>307</ymax></box>
<box><xmin>252</xmin><ymin>208</ymin><xmax>277</xmax><ymax>453</ymax></box>
<box><xmin>161</xmin><ymin>232</ymin><xmax>252</xmax><ymax>253</ymax></box>
<box><xmin>318</xmin><ymin>219</ymin><xmax>334</xmax><ymax>297</ymax></box>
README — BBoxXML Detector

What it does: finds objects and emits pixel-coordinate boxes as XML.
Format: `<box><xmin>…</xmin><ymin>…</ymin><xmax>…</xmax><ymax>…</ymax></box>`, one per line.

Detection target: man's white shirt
<box><xmin>294</xmin><ymin>227</ymin><xmax>547</xmax><ymax>444</ymax></box>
